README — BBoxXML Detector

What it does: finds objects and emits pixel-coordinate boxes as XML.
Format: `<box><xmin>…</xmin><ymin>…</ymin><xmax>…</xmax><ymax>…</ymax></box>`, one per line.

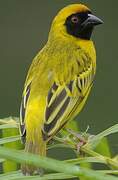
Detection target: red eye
<box><xmin>71</xmin><ymin>16</ymin><xmax>79</xmax><ymax>23</ymax></box>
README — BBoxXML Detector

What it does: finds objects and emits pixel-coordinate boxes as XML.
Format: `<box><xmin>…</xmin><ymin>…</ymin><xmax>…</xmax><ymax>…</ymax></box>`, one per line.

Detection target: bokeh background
<box><xmin>0</xmin><ymin>0</ymin><xmax>117</xmax><ymax>156</ymax></box>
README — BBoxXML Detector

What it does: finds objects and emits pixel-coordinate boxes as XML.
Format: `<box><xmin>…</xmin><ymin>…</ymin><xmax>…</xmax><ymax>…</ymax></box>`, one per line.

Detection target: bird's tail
<box><xmin>21</xmin><ymin>139</ymin><xmax>46</xmax><ymax>176</ymax></box>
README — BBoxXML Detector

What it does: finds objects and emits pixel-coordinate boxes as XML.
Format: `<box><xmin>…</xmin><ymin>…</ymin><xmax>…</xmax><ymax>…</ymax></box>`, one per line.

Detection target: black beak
<box><xmin>82</xmin><ymin>14</ymin><xmax>103</xmax><ymax>28</ymax></box>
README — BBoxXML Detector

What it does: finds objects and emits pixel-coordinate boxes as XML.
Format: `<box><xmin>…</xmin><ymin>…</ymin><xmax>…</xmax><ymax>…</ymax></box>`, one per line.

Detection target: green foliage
<box><xmin>0</xmin><ymin>117</ymin><xmax>117</xmax><ymax>180</ymax></box>
<box><xmin>0</xmin><ymin>118</ymin><xmax>22</xmax><ymax>173</ymax></box>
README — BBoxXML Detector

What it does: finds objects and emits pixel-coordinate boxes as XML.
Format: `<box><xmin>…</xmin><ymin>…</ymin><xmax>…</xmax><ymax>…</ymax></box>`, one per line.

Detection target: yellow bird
<box><xmin>19</xmin><ymin>3</ymin><xmax>103</xmax><ymax>175</ymax></box>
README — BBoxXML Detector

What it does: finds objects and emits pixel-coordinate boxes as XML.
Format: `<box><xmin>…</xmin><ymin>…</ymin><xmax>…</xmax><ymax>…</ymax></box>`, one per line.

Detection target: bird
<box><xmin>19</xmin><ymin>3</ymin><xmax>103</xmax><ymax>175</ymax></box>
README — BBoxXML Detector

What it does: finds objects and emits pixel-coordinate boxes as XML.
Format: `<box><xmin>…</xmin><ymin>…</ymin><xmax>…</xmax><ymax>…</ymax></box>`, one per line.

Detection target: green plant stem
<box><xmin>0</xmin><ymin>147</ymin><xmax>80</xmax><ymax>176</ymax></box>
<box><xmin>81</xmin><ymin>146</ymin><xmax>118</xmax><ymax>169</ymax></box>
<box><xmin>0</xmin><ymin>136</ymin><xmax>20</xmax><ymax>145</ymax></box>
<box><xmin>65</xmin><ymin>157</ymin><xmax>105</xmax><ymax>164</ymax></box>
<box><xmin>97</xmin><ymin>170</ymin><xmax>118</xmax><ymax>175</ymax></box>
<box><xmin>0</xmin><ymin>146</ymin><xmax>118</xmax><ymax>180</ymax></box>
<box><xmin>54</xmin><ymin>135</ymin><xmax>118</xmax><ymax>169</ymax></box>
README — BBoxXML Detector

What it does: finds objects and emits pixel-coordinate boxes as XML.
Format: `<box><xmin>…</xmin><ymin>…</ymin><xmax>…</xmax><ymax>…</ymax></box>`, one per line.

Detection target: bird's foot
<box><xmin>76</xmin><ymin>141</ymin><xmax>86</xmax><ymax>153</ymax></box>
<box><xmin>21</xmin><ymin>164</ymin><xmax>44</xmax><ymax>176</ymax></box>
<box><xmin>66</xmin><ymin>128</ymin><xmax>88</xmax><ymax>153</ymax></box>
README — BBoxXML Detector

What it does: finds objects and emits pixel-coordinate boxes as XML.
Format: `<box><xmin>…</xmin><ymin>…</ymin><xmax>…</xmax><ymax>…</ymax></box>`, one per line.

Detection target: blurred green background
<box><xmin>0</xmin><ymin>0</ymin><xmax>117</xmax><ymax>156</ymax></box>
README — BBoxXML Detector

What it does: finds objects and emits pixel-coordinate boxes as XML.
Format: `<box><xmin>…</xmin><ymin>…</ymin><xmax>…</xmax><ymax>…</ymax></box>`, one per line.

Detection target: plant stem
<box><xmin>54</xmin><ymin>135</ymin><xmax>118</xmax><ymax>169</ymax></box>
<box><xmin>0</xmin><ymin>146</ymin><xmax>118</xmax><ymax>180</ymax></box>
<box><xmin>81</xmin><ymin>146</ymin><xmax>118</xmax><ymax>169</ymax></box>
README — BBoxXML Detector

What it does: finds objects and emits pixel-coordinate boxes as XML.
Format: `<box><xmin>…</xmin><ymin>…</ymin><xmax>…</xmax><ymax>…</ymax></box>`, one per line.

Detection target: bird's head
<box><xmin>50</xmin><ymin>4</ymin><xmax>103</xmax><ymax>40</ymax></box>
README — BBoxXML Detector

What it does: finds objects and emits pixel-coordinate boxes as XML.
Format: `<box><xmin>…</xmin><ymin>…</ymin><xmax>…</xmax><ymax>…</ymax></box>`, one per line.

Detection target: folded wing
<box><xmin>42</xmin><ymin>63</ymin><xmax>94</xmax><ymax>140</ymax></box>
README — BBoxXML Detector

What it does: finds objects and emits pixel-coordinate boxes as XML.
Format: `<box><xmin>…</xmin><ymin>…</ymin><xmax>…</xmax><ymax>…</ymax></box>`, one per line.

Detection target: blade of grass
<box><xmin>0</xmin><ymin>136</ymin><xmax>20</xmax><ymax>145</ymax></box>
<box><xmin>0</xmin><ymin>146</ymin><xmax>80</xmax><ymax>177</ymax></box>
<box><xmin>65</xmin><ymin>157</ymin><xmax>105</xmax><ymax>164</ymax></box>
<box><xmin>97</xmin><ymin>170</ymin><xmax>118</xmax><ymax>175</ymax></box>
<box><xmin>0</xmin><ymin>118</ymin><xmax>18</xmax><ymax>125</ymax></box>
<box><xmin>86</xmin><ymin>124</ymin><xmax>118</xmax><ymax>149</ymax></box>
<box><xmin>0</xmin><ymin>171</ymin><xmax>22</xmax><ymax>180</ymax></box>
<box><xmin>53</xmin><ymin>125</ymin><xmax>118</xmax><ymax>169</ymax></box>
<box><xmin>0</xmin><ymin>147</ymin><xmax>117</xmax><ymax>180</ymax></box>
<box><xmin>2</xmin><ymin>128</ymin><xmax>22</xmax><ymax>173</ymax></box>
<box><xmin>0</xmin><ymin>158</ymin><xmax>5</xmax><ymax>163</ymax></box>
<box><xmin>0</xmin><ymin>171</ymin><xmax>76</xmax><ymax>180</ymax></box>
<box><xmin>1</xmin><ymin>170</ymin><xmax>118</xmax><ymax>180</ymax></box>
<box><xmin>47</xmin><ymin>143</ymin><xmax>71</xmax><ymax>150</ymax></box>
<box><xmin>95</xmin><ymin>138</ymin><xmax>111</xmax><ymax>157</ymax></box>
<box><xmin>0</xmin><ymin>124</ymin><xmax>18</xmax><ymax>130</ymax></box>
<box><xmin>81</xmin><ymin>146</ymin><xmax>118</xmax><ymax>169</ymax></box>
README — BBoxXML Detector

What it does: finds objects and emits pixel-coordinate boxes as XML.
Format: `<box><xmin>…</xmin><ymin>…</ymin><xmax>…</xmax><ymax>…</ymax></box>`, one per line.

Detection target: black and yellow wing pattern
<box><xmin>19</xmin><ymin>54</ymin><xmax>94</xmax><ymax>143</ymax></box>
<box><xmin>42</xmin><ymin>63</ymin><xmax>94</xmax><ymax>141</ymax></box>
<box><xmin>19</xmin><ymin>54</ymin><xmax>40</xmax><ymax>143</ymax></box>
<box><xmin>20</xmin><ymin>83</ymin><xmax>31</xmax><ymax>143</ymax></box>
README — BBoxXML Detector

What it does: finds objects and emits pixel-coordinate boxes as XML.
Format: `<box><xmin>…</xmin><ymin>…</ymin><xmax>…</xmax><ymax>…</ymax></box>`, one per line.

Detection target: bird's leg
<box><xmin>21</xmin><ymin>164</ymin><xmax>44</xmax><ymax>176</ymax></box>
<box><xmin>66</xmin><ymin>128</ymin><xmax>87</xmax><ymax>142</ymax></box>
<box><xmin>76</xmin><ymin>141</ymin><xmax>85</xmax><ymax>153</ymax></box>
<box><xmin>34</xmin><ymin>168</ymin><xmax>44</xmax><ymax>176</ymax></box>
<box><xmin>66</xmin><ymin>128</ymin><xmax>87</xmax><ymax>153</ymax></box>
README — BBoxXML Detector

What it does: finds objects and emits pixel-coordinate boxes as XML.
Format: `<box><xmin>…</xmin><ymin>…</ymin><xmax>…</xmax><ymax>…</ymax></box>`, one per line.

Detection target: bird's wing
<box><xmin>19</xmin><ymin>82</ymin><xmax>31</xmax><ymax>142</ymax></box>
<box><xmin>19</xmin><ymin>53</ymin><xmax>40</xmax><ymax>143</ymax></box>
<box><xmin>42</xmin><ymin>63</ymin><xmax>94</xmax><ymax>140</ymax></box>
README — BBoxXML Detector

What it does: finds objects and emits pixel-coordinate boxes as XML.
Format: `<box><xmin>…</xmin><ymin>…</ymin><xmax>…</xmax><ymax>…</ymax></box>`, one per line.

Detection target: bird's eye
<box><xmin>71</xmin><ymin>16</ymin><xmax>79</xmax><ymax>23</ymax></box>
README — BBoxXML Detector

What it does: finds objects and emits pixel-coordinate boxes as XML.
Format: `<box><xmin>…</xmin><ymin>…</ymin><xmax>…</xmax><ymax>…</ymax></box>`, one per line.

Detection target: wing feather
<box><xmin>42</xmin><ymin>63</ymin><xmax>94</xmax><ymax>140</ymax></box>
<box><xmin>19</xmin><ymin>83</ymin><xmax>31</xmax><ymax>142</ymax></box>
<box><xmin>45</xmin><ymin>88</ymin><xmax>67</xmax><ymax>122</ymax></box>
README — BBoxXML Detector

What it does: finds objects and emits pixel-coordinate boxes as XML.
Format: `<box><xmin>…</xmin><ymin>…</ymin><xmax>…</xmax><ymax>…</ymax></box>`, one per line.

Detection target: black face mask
<box><xmin>65</xmin><ymin>11</ymin><xmax>103</xmax><ymax>40</ymax></box>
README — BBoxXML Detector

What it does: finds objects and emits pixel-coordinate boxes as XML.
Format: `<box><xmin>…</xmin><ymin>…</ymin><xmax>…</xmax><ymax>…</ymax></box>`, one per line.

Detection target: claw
<box><xmin>65</xmin><ymin>128</ymin><xmax>88</xmax><ymax>153</ymax></box>
<box><xmin>21</xmin><ymin>164</ymin><xmax>44</xmax><ymax>176</ymax></box>
<box><xmin>77</xmin><ymin>141</ymin><xmax>85</xmax><ymax>153</ymax></box>
<box><xmin>66</xmin><ymin>128</ymin><xmax>87</xmax><ymax>143</ymax></box>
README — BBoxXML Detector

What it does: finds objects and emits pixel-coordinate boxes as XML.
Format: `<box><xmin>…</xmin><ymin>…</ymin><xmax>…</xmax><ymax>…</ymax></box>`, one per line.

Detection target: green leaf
<box><xmin>0</xmin><ymin>117</ymin><xmax>19</xmax><ymax>125</ymax></box>
<box><xmin>0</xmin><ymin>158</ymin><xmax>5</xmax><ymax>163</ymax></box>
<box><xmin>0</xmin><ymin>124</ymin><xmax>18</xmax><ymax>130</ymax></box>
<box><xmin>0</xmin><ymin>136</ymin><xmax>20</xmax><ymax>145</ymax></box>
<box><xmin>0</xmin><ymin>147</ymin><xmax>117</xmax><ymax>180</ymax></box>
<box><xmin>85</xmin><ymin>124</ymin><xmax>118</xmax><ymax>149</ymax></box>
<box><xmin>0</xmin><ymin>171</ymin><xmax>22</xmax><ymax>180</ymax></box>
<box><xmin>2</xmin><ymin>128</ymin><xmax>22</xmax><ymax>173</ymax></box>
<box><xmin>66</xmin><ymin>157</ymin><xmax>105</xmax><ymax>164</ymax></box>
<box><xmin>97</xmin><ymin>170</ymin><xmax>118</xmax><ymax>175</ymax></box>
<box><xmin>0</xmin><ymin>171</ymin><xmax>76</xmax><ymax>180</ymax></box>
<box><xmin>47</xmin><ymin>143</ymin><xmax>71</xmax><ymax>150</ymax></box>
<box><xmin>95</xmin><ymin>138</ymin><xmax>111</xmax><ymax>157</ymax></box>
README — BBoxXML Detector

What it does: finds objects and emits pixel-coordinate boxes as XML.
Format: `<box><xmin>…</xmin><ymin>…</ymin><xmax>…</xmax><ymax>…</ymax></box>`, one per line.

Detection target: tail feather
<box><xmin>21</xmin><ymin>141</ymin><xmax>46</xmax><ymax>176</ymax></box>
